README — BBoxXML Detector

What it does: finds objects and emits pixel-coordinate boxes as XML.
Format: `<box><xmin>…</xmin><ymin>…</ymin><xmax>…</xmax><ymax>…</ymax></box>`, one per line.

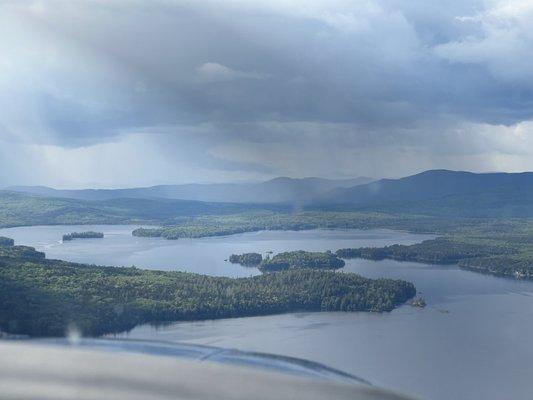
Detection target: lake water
<box><xmin>2</xmin><ymin>225</ymin><xmax>533</xmax><ymax>400</ymax></box>
<box><xmin>0</xmin><ymin>225</ymin><xmax>433</xmax><ymax>277</ymax></box>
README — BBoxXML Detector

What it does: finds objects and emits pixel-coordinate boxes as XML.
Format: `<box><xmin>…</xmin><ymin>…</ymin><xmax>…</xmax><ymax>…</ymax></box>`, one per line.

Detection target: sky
<box><xmin>1</xmin><ymin>0</ymin><xmax>533</xmax><ymax>188</ymax></box>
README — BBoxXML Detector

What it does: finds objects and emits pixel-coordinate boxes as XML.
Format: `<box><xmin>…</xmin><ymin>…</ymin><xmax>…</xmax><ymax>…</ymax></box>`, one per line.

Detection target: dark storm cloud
<box><xmin>1</xmin><ymin>0</ymin><xmax>533</xmax><ymax>186</ymax></box>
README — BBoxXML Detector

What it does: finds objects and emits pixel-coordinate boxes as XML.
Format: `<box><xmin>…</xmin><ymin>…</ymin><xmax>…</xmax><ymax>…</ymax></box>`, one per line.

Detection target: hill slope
<box><xmin>7</xmin><ymin>177</ymin><xmax>373</xmax><ymax>204</ymax></box>
<box><xmin>321</xmin><ymin>170</ymin><xmax>533</xmax><ymax>217</ymax></box>
<box><xmin>0</xmin><ymin>191</ymin><xmax>269</xmax><ymax>228</ymax></box>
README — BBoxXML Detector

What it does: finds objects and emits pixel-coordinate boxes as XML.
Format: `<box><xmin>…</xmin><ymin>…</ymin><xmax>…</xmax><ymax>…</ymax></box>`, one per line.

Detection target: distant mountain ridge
<box><xmin>7</xmin><ymin>176</ymin><xmax>373</xmax><ymax>204</ymax></box>
<box><xmin>7</xmin><ymin>170</ymin><xmax>533</xmax><ymax>218</ymax></box>
<box><xmin>319</xmin><ymin>170</ymin><xmax>533</xmax><ymax>217</ymax></box>
<box><xmin>325</xmin><ymin>170</ymin><xmax>533</xmax><ymax>204</ymax></box>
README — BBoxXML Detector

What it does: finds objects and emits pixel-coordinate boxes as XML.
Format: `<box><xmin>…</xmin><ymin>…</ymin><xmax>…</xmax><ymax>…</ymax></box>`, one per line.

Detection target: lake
<box><xmin>0</xmin><ymin>224</ymin><xmax>433</xmax><ymax>277</ymax></box>
<box><xmin>1</xmin><ymin>225</ymin><xmax>533</xmax><ymax>400</ymax></box>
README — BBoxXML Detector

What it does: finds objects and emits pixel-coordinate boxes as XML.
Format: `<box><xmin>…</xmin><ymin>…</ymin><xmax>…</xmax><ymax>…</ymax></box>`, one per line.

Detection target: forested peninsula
<box><xmin>336</xmin><ymin>223</ymin><xmax>533</xmax><ymax>279</ymax></box>
<box><xmin>0</xmin><ymin>237</ymin><xmax>416</xmax><ymax>337</ymax></box>
<box><xmin>131</xmin><ymin>212</ymin><xmax>451</xmax><ymax>240</ymax></box>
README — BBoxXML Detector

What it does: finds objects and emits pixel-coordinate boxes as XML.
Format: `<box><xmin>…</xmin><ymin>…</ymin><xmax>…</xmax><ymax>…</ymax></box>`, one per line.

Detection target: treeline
<box><xmin>229</xmin><ymin>253</ymin><xmax>262</xmax><ymax>266</ymax></box>
<box><xmin>336</xmin><ymin>238</ymin><xmax>509</xmax><ymax>264</ymax></box>
<box><xmin>459</xmin><ymin>256</ymin><xmax>533</xmax><ymax>279</ymax></box>
<box><xmin>63</xmin><ymin>231</ymin><xmax>104</xmax><ymax>241</ymax></box>
<box><xmin>133</xmin><ymin>225</ymin><xmax>255</xmax><ymax>239</ymax></box>
<box><xmin>0</xmin><ymin>190</ymin><xmax>272</xmax><ymax>229</ymax></box>
<box><xmin>228</xmin><ymin>250</ymin><xmax>346</xmax><ymax>272</ymax></box>
<box><xmin>131</xmin><ymin>214</ymin><xmax>323</xmax><ymax>239</ymax></box>
<box><xmin>335</xmin><ymin>233</ymin><xmax>533</xmax><ymax>280</ymax></box>
<box><xmin>0</xmin><ymin>239</ymin><xmax>416</xmax><ymax>337</ymax></box>
<box><xmin>131</xmin><ymin>211</ymin><xmax>459</xmax><ymax>240</ymax></box>
<box><xmin>260</xmin><ymin>251</ymin><xmax>345</xmax><ymax>272</ymax></box>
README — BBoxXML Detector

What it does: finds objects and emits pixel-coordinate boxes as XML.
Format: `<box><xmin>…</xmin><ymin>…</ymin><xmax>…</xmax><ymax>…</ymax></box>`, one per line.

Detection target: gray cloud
<box><xmin>1</xmin><ymin>0</ymin><xmax>533</xmax><ymax>187</ymax></box>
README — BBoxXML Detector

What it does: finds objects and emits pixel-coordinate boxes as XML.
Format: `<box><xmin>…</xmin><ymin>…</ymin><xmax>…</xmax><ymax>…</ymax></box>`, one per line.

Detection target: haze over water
<box><xmin>2</xmin><ymin>225</ymin><xmax>533</xmax><ymax>400</ymax></box>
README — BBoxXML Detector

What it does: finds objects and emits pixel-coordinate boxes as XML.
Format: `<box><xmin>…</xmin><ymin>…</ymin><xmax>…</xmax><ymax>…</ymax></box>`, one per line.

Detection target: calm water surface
<box><xmin>2</xmin><ymin>225</ymin><xmax>533</xmax><ymax>400</ymax></box>
<box><xmin>0</xmin><ymin>225</ymin><xmax>432</xmax><ymax>277</ymax></box>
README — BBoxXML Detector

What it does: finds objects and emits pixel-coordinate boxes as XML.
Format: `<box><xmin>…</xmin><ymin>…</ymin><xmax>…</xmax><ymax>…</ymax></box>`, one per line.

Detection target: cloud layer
<box><xmin>1</xmin><ymin>0</ymin><xmax>533</xmax><ymax>187</ymax></box>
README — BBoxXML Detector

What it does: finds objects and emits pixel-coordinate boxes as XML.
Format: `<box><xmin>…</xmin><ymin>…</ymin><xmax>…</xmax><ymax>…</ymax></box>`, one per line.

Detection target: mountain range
<box><xmin>321</xmin><ymin>170</ymin><xmax>533</xmax><ymax>217</ymax></box>
<box><xmin>7</xmin><ymin>177</ymin><xmax>373</xmax><ymax>204</ymax></box>
<box><xmin>6</xmin><ymin>170</ymin><xmax>533</xmax><ymax>218</ymax></box>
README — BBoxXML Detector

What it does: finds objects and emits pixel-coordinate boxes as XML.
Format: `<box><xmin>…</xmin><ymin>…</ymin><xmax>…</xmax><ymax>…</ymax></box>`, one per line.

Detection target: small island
<box><xmin>259</xmin><ymin>250</ymin><xmax>345</xmax><ymax>272</ymax></box>
<box><xmin>229</xmin><ymin>253</ymin><xmax>263</xmax><ymax>266</ymax></box>
<box><xmin>63</xmin><ymin>231</ymin><xmax>104</xmax><ymax>241</ymax></box>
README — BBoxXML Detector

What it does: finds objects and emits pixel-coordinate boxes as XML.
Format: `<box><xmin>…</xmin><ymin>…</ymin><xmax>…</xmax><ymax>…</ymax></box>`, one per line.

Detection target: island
<box><xmin>0</xmin><ymin>237</ymin><xmax>416</xmax><ymax>337</ymax></box>
<box><xmin>259</xmin><ymin>250</ymin><xmax>345</xmax><ymax>272</ymax></box>
<box><xmin>229</xmin><ymin>253</ymin><xmax>263</xmax><ymax>266</ymax></box>
<box><xmin>228</xmin><ymin>251</ymin><xmax>345</xmax><ymax>270</ymax></box>
<box><xmin>63</xmin><ymin>231</ymin><xmax>104</xmax><ymax>241</ymax></box>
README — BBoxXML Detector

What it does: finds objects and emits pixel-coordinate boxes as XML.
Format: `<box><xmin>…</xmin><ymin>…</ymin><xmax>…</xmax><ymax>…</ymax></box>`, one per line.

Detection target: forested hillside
<box><xmin>7</xmin><ymin>176</ymin><xmax>372</xmax><ymax>204</ymax></box>
<box><xmin>319</xmin><ymin>170</ymin><xmax>533</xmax><ymax>217</ymax></box>
<box><xmin>0</xmin><ymin>191</ymin><xmax>266</xmax><ymax>228</ymax></box>
<box><xmin>0</xmin><ymin>238</ymin><xmax>416</xmax><ymax>337</ymax></box>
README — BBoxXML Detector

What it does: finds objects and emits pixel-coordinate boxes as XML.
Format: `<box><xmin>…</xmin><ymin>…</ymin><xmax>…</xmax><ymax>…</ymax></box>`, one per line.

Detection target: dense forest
<box><xmin>336</xmin><ymin>221</ymin><xmax>533</xmax><ymax>279</ymax></box>
<box><xmin>62</xmin><ymin>231</ymin><xmax>104</xmax><ymax>241</ymax></box>
<box><xmin>229</xmin><ymin>253</ymin><xmax>263</xmax><ymax>266</ymax></box>
<box><xmin>228</xmin><ymin>251</ymin><xmax>345</xmax><ymax>271</ymax></box>
<box><xmin>336</xmin><ymin>238</ymin><xmax>507</xmax><ymax>264</ymax></box>
<box><xmin>0</xmin><ymin>239</ymin><xmax>416</xmax><ymax>337</ymax></box>
<box><xmin>131</xmin><ymin>211</ymin><xmax>461</xmax><ymax>240</ymax></box>
<box><xmin>260</xmin><ymin>251</ymin><xmax>345</xmax><ymax>272</ymax></box>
